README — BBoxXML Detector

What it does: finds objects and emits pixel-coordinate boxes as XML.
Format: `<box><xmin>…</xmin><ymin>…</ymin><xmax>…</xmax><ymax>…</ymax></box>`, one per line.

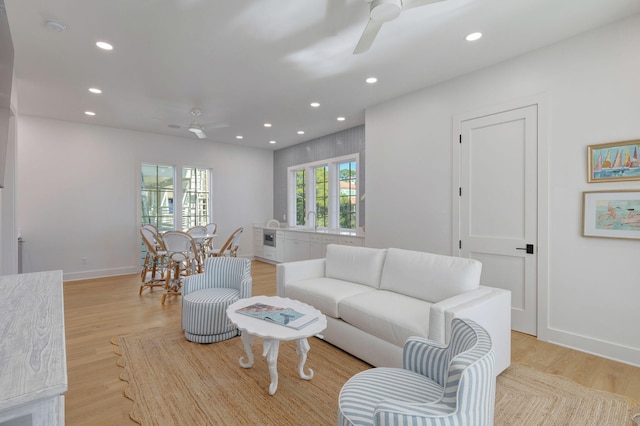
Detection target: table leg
<box><xmin>296</xmin><ymin>338</ymin><xmax>314</xmax><ymax>380</ymax></box>
<box><xmin>239</xmin><ymin>332</ymin><xmax>254</xmax><ymax>368</ymax></box>
<box><xmin>262</xmin><ymin>339</ymin><xmax>280</xmax><ymax>395</ymax></box>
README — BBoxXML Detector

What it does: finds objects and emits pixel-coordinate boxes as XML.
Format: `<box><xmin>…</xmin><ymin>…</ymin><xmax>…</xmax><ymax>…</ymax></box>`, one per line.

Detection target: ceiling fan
<box><xmin>353</xmin><ymin>0</ymin><xmax>445</xmax><ymax>54</ymax></box>
<box><xmin>185</xmin><ymin>108</ymin><xmax>228</xmax><ymax>139</ymax></box>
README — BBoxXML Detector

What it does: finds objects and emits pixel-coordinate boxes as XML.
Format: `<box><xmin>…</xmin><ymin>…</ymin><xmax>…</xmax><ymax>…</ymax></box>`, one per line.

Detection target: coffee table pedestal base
<box><xmin>238</xmin><ymin>333</ymin><xmax>314</xmax><ymax>395</ymax></box>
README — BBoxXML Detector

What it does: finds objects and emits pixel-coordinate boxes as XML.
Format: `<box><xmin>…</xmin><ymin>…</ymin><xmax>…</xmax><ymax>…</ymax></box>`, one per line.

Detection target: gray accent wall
<box><xmin>273</xmin><ymin>125</ymin><xmax>365</xmax><ymax>226</ymax></box>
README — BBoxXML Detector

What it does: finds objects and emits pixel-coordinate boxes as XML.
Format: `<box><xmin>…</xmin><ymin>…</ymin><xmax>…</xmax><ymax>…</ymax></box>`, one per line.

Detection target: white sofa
<box><xmin>276</xmin><ymin>244</ymin><xmax>511</xmax><ymax>375</ymax></box>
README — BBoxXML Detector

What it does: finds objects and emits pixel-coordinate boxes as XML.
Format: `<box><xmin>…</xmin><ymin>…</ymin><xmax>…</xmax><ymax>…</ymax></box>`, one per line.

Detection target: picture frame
<box><xmin>582</xmin><ymin>190</ymin><xmax>640</xmax><ymax>239</ymax></box>
<box><xmin>587</xmin><ymin>139</ymin><xmax>640</xmax><ymax>183</ymax></box>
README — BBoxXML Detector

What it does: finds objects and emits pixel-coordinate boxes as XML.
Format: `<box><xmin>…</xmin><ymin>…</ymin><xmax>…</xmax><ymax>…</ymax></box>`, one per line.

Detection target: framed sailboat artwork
<box><xmin>588</xmin><ymin>139</ymin><xmax>640</xmax><ymax>183</ymax></box>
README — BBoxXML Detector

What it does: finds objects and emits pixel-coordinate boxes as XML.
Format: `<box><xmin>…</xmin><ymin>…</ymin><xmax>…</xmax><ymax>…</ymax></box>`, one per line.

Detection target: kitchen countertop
<box><xmin>253</xmin><ymin>224</ymin><xmax>364</xmax><ymax>237</ymax></box>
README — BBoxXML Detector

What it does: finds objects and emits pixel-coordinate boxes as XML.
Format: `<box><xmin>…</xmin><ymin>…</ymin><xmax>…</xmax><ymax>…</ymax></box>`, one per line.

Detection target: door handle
<box><xmin>516</xmin><ymin>244</ymin><xmax>534</xmax><ymax>254</ymax></box>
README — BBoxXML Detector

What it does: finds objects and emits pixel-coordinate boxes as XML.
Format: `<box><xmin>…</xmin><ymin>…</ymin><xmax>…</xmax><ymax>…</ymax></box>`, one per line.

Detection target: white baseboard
<box><xmin>63</xmin><ymin>266</ymin><xmax>140</xmax><ymax>282</ymax></box>
<box><xmin>541</xmin><ymin>327</ymin><xmax>640</xmax><ymax>368</ymax></box>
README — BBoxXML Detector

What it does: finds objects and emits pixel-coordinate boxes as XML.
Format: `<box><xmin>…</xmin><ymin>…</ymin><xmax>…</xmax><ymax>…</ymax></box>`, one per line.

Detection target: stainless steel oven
<box><xmin>263</xmin><ymin>229</ymin><xmax>276</xmax><ymax>247</ymax></box>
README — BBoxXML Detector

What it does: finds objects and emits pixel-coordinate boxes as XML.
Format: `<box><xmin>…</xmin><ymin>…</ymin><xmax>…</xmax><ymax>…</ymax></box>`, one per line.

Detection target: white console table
<box><xmin>0</xmin><ymin>271</ymin><xmax>67</xmax><ymax>426</ymax></box>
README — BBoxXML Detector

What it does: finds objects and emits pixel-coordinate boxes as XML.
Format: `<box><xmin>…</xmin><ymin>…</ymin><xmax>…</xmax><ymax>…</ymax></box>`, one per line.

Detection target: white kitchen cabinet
<box><xmin>309</xmin><ymin>234</ymin><xmax>339</xmax><ymax>259</ymax></box>
<box><xmin>253</xmin><ymin>225</ymin><xmax>364</xmax><ymax>263</ymax></box>
<box><xmin>309</xmin><ymin>234</ymin><xmax>323</xmax><ymax>259</ymax></box>
<box><xmin>276</xmin><ymin>232</ymin><xmax>285</xmax><ymax>262</ymax></box>
<box><xmin>284</xmin><ymin>231</ymin><xmax>310</xmax><ymax>262</ymax></box>
<box><xmin>338</xmin><ymin>235</ymin><xmax>364</xmax><ymax>247</ymax></box>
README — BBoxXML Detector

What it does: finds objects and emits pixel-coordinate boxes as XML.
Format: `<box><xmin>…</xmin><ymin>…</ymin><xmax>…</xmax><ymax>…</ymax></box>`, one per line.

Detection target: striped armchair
<box><xmin>181</xmin><ymin>257</ymin><xmax>252</xmax><ymax>343</ymax></box>
<box><xmin>338</xmin><ymin>318</ymin><xmax>496</xmax><ymax>426</ymax></box>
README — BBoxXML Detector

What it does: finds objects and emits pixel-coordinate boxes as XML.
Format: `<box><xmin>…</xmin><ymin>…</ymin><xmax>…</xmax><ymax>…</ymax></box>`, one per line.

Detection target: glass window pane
<box><xmin>182</xmin><ymin>167</ymin><xmax>211</xmax><ymax>229</ymax></box>
<box><xmin>339</xmin><ymin>161</ymin><xmax>356</xmax><ymax>230</ymax></box>
<box><xmin>295</xmin><ymin>170</ymin><xmax>306</xmax><ymax>226</ymax></box>
<box><xmin>141</xmin><ymin>164</ymin><xmax>175</xmax><ymax>264</ymax></box>
<box><xmin>315</xmin><ymin>166</ymin><xmax>328</xmax><ymax>227</ymax></box>
<box><xmin>141</xmin><ymin>164</ymin><xmax>175</xmax><ymax>230</ymax></box>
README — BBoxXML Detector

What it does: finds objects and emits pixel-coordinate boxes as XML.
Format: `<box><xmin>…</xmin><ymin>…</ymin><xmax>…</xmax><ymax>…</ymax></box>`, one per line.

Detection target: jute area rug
<box><xmin>113</xmin><ymin>326</ymin><xmax>640</xmax><ymax>426</ymax></box>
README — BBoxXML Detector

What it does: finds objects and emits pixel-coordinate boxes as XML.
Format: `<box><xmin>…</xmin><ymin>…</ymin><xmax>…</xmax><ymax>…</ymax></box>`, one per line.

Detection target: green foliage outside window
<box><xmin>295</xmin><ymin>170</ymin><xmax>306</xmax><ymax>226</ymax></box>
<box><xmin>339</xmin><ymin>162</ymin><xmax>356</xmax><ymax>229</ymax></box>
<box><xmin>315</xmin><ymin>166</ymin><xmax>329</xmax><ymax>227</ymax></box>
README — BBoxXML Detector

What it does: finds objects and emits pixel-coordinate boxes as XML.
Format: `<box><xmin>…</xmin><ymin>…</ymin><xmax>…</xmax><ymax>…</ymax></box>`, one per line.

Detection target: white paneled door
<box><xmin>457</xmin><ymin>104</ymin><xmax>538</xmax><ymax>335</ymax></box>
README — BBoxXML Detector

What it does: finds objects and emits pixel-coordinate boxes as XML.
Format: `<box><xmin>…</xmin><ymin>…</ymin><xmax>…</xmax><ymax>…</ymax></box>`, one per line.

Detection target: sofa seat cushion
<box><xmin>380</xmin><ymin>248</ymin><xmax>482</xmax><ymax>303</ymax></box>
<box><xmin>325</xmin><ymin>245</ymin><xmax>387</xmax><ymax>289</ymax></box>
<box><xmin>338</xmin><ymin>290</ymin><xmax>431</xmax><ymax>348</ymax></box>
<box><xmin>285</xmin><ymin>277</ymin><xmax>377</xmax><ymax>318</ymax></box>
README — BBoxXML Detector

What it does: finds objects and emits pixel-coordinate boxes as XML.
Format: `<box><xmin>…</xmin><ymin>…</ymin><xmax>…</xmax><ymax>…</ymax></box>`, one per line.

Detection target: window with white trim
<box><xmin>141</xmin><ymin>164</ymin><xmax>212</xmax><ymax>231</ymax></box>
<box><xmin>288</xmin><ymin>154</ymin><xmax>358</xmax><ymax>231</ymax></box>
<box><xmin>141</xmin><ymin>164</ymin><xmax>212</xmax><ymax>263</ymax></box>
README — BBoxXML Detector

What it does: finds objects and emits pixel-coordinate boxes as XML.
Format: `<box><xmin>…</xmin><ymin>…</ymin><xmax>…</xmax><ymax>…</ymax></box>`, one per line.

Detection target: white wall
<box><xmin>365</xmin><ymin>15</ymin><xmax>640</xmax><ymax>366</ymax></box>
<box><xmin>16</xmin><ymin>117</ymin><xmax>273</xmax><ymax>281</ymax></box>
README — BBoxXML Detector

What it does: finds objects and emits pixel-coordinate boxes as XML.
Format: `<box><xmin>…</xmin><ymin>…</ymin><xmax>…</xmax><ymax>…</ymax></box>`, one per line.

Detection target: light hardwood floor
<box><xmin>63</xmin><ymin>260</ymin><xmax>640</xmax><ymax>425</ymax></box>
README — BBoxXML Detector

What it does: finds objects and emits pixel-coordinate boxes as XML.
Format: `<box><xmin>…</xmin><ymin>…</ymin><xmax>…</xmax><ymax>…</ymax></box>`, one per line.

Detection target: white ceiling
<box><xmin>4</xmin><ymin>0</ymin><xmax>640</xmax><ymax>150</ymax></box>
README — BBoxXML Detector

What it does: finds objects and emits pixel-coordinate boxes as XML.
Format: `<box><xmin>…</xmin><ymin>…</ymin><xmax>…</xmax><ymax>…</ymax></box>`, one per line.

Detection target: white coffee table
<box><xmin>226</xmin><ymin>295</ymin><xmax>327</xmax><ymax>395</ymax></box>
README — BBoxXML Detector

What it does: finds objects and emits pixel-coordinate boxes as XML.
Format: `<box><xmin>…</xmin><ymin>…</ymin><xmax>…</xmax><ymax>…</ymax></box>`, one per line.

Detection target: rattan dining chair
<box><xmin>161</xmin><ymin>230</ymin><xmax>199</xmax><ymax>304</ymax></box>
<box><xmin>210</xmin><ymin>227</ymin><xmax>244</xmax><ymax>257</ymax></box>
<box><xmin>139</xmin><ymin>225</ymin><xmax>167</xmax><ymax>295</ymax></box>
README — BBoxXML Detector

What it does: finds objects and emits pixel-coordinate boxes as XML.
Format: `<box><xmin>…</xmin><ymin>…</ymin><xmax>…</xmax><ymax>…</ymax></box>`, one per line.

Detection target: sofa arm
<box><xmin>430</xmin><ymin>287</ymin><xmax>511</xmax><ymax>374</ymax></box>
<box><xmin>428</xmin><ymin>288</ymin><xmax>494</xmax><ymax>343</ymax></box>
<box><xmin>276</xmin><ymin>258</ymin><xmax>326</xmax><ymax>297</ymax></box>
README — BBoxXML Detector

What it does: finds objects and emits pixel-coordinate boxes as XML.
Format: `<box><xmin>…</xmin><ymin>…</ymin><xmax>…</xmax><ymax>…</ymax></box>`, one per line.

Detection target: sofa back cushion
<box><xmin>379</xmin><ymin>248</ymin><xmax>482</xmax><ymax>302</ymax></box>
<box><xmin>325</xmin><ymin>244</ymin><xmax>387</xmax><ymax>288</ymax></box>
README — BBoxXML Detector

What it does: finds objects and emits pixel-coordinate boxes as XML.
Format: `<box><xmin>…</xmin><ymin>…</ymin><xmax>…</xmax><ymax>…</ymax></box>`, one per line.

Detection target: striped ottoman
<box><xmin>182</xmin><ymin>287</ymin><xmax>240</xmax><ymax>343</ymax></box>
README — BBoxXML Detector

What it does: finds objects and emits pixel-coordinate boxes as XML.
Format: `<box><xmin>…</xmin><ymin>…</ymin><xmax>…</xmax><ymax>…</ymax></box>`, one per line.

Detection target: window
<box><xmin>141</xmin><ymin>164</ymin><xmax>175</xmax><ymax>232</ymax></box>
<box><xmin>141</xmin><ymin>164</ymin><xmax>212</xmax><ymax>262</ymax></box>
<box><xmin>181</xmin><ymin>167</ymin><xmax>211</xmax><ymax>229</ymax></box>
<box><xmin>314</xmin><ymin>166</ymin><xmax>329</xmax><ymax>227</ymax></box>
<box><xmin>295</xmin><ymin>169</ymin><xmax>306</xmax><ymax>226</ymax></box>
<box><xmin>288</xmin><ymin>154</ymin><xmax>358</xmax><ymax>231</ymax></box>
<box><xmin>339</xmin><ymin>160</ymin><xmax>357</xmax><ymax>229</ymax></box>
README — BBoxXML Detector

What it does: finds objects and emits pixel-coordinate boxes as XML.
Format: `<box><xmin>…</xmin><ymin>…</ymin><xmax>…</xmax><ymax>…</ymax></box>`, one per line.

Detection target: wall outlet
<box><xmin>81</xmin><ymin>257</ymin><xmax>87</xmax><ymax>265</ymax></box>
<box><xmin>282</xmin><ymin>214</ymin><xmax>286</xmax><ymax>221</ymax></box>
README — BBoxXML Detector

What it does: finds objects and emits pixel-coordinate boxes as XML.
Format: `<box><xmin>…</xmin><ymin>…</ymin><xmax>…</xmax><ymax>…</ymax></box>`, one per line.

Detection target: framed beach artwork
<box><xmin>587</xmin><ymin>139</ymin><xmax>640</xmax><ymax>183</ymax></box>
<box><xmin>582</xmin><ymin>190</ymin><xmax>640</xmax><ymax>239</ymax></box>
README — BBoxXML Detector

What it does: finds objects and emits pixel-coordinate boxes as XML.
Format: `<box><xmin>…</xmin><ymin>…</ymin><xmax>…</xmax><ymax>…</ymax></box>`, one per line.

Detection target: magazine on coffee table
<box><xmin>235</xmin><ymin>302</ymin><xmax>319</xmax><ymax>330</ymax></box>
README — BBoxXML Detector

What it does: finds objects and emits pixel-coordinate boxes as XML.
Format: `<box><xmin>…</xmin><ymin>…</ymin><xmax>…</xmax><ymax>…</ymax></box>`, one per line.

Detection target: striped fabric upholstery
<box><xmin>338</xmin><ymin>318</ymin><xmax>496</xmax><ymax>426</ymax></box>
<box><xmin>181</xmin><ymin>257</ymin><xmax>252</xmax><ymax>343</ymax></box>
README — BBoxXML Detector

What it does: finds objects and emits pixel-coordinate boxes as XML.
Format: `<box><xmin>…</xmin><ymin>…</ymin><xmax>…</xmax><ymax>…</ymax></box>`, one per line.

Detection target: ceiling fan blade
<box><xmin>188</xmin><ymin>126</ymin><xmax>207</xmax><ymax>139</ymax></box>
<box><xmin>353</xmin><ymin>19</ymin><xmax>384</xmax><ymax>55</ymax></box>
<box><xmin>402</xmin><ymin>0</ymin><xmax>446</xmax><ymax>10</ymax></box>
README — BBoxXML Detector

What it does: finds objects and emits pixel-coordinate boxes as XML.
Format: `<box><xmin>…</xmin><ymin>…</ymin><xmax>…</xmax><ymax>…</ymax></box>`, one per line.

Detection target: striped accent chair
<box><xmin>338</xmin><ymin>318</ymin><xmax>496</xmax><ymax>426</ymax></box>
<box><xmin>181</xmin><ymin>257</ymin><xmax>252</xmax><ymax>343</ymax></box>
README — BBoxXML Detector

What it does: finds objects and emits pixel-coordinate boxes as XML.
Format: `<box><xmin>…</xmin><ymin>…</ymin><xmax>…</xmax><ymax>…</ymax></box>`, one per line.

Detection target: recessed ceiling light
<box><xmin>84</xmin><ymin>111</ymin><xmax>96</xmax><ymax>116</ymax></box>
<box><xmin>297</xmin><ymin>131</ymin><xmax>305</xmax><ymax>135</ymax></box>
<box><xmin>96</xmin><ymin>41</ymin><xmax>113</xmax><ymax>50</ymax></box>
<box><xmin>264</xmin><ymin>123</ymin><xmax>272</xmax><ymax>128</ymax></box>
<box><xmin>310</xmin><ymin>102</ymin><xmax>320</xmax><ymax>108</ymax></box>
<box><xmin>466</xmin><ymin>32</ymin><xmax>482</xmax><ymax>41</ymax></box>
<box><xmin>45</xmin><ymin>20</ymin><xmax>67</xmax><ymax>32</ymax></box>
<box><xmin>89</xmin><ymin>87</ymin><xmax>102</xmax><ymax>94</ymax></box>
<box><xmin>337</xmin><ymin>117</ymin><xmax>346</xmax><ymax>121</ymax></box>
<box><xmin>236</xmin><ymin>135</ymin><xmax>243</xmax><ymax>139</ymax></box>
<box><xmin>269</xmin><ymin>140</ymin><xmax>276</xmax><ymax>144</ymax></box>
<box><xmin>365</xmin><ymin>77</ymin><xmax>378</xmax><ymax>84</ymax></box>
